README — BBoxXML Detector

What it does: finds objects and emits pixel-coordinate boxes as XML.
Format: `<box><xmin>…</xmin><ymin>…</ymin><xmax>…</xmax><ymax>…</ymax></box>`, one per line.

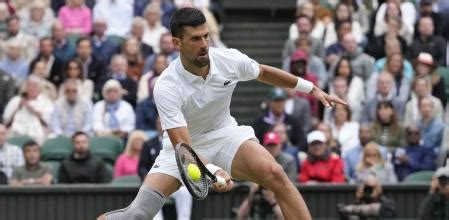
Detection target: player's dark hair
<box><xmin>72</xmin><ymin>131</ymin><xmax>88</xmax><ymax>142</ymax></box>
<box><xmin>169</xmin><ymin>7</ymin><xmax>206</xmax><ymax>38</ymax></box>
<box><xmin>22</xmin><ymin>140</ymin><xmax>39</xmax><ymax>151</ymax></box>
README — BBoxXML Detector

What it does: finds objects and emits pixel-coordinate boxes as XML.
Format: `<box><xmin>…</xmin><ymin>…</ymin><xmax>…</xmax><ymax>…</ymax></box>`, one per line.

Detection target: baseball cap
<box><xmin>434</xmin><ymin>166</ymin><xmax>449</xmax><ymax>178</ymax></box>
<box><xmin>417</xmin><ymin>52</ymin><xmax>434</xmax><ymax>66</ymax></box>
<box><xmin>269</xmin><ymin>88</ymin><xmax>287</xmax><ymax>101</ymax></box>
<box><xmin>307</xmin><ymin>130</ymin><xmax>326</xmax><ymax>144</ymax></box>
<box><xmin>263</xmin><ymin>132</ymin><xmax>280</xmax><ymax>145</ymax></box>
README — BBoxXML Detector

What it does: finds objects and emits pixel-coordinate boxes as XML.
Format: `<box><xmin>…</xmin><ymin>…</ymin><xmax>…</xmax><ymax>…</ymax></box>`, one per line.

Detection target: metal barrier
<box><xmin>0</xmin><ymin>183</ymin><xmax>429</xmax><ymax>220</ymax></box>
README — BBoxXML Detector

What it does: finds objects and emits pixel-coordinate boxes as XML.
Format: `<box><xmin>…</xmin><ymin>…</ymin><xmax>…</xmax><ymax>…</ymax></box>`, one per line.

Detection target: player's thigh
<box><xmin>231</xmin><ymin>139</ymin><xmax>283</xmax><ymax>183</ymax></box>
<box><xmin>142</xmin><ymin>172</ymin><xmax>182</xmax><ymax>197</ymax></box>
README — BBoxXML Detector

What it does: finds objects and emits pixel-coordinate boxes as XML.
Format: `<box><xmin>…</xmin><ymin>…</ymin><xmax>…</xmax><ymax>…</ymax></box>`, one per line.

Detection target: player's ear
<box><xmin>172</xmin><ymin>36</ymin><xmax>182</xmax><ymax>50</ymax></box>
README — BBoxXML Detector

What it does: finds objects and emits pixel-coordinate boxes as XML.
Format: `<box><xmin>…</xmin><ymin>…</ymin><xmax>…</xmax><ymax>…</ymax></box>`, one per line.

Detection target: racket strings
<box><xmin>179</xmin><ymin>146</ymin><xmax>209</xmax><ymax>197</ymax></box>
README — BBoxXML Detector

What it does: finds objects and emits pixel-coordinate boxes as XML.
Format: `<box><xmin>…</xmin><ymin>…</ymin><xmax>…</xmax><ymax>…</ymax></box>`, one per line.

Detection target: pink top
<box><xmin>113</xmin><ymin>154</ymin><xmax>139</xmax><ymax>178</ymax></box>
<box><xmin>58</xmin><ymin>6</ymin><xmax>92</xmax><ymax>35</ymax></box>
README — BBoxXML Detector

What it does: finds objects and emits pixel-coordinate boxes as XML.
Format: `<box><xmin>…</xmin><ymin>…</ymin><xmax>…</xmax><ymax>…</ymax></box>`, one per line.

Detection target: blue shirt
<box><xmin>135</xmin><ymin>97</ymin><xmax>158</xmax><ymax>131</ymax></box>
<box><xmin>373</xmin><ymin>58</ymin><xmax>414</xmax><ymax>80</ymax></box>
<box><xmin>54</xmin><ymin>39</ymin><xmax>76</xmax><ymax>63</ymax></box>
<box><xmin>393</xmin><ymin>145</ymin><xmax>434</xmax><ymax>181</ymax></box>
<box><xmin>418</xmin><ymin>118</ymin><xmax>445</xmax><ymax>155</ymax></box>
<box><xmin>0</xmin><ymin>58</ymin><xmax>28</xmax><ymax>86</ymax></box>
<box><xmin>343</xmin><ymin>144</ymin><xmax>388</xmax><ymax>179</ymax></box>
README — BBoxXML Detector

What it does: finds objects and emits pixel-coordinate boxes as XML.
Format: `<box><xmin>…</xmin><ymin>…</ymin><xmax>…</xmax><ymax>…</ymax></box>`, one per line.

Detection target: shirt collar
<box><xmin>176</xmin><ymin>53</ymin><xmax>217</xmax><ymax>83</ymax></box>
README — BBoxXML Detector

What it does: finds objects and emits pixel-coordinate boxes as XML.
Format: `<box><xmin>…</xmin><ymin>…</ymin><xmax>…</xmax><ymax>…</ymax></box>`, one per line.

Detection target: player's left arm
<box><xmin>256</xmin><ymin>64</ymin><xmax>347</xmax><ymax>107</ymax></box>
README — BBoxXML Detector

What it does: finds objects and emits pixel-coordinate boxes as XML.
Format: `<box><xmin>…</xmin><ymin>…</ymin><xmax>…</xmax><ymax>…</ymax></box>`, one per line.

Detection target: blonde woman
<box><xmin>113</xmin><ymin>130</ymin><xmax>148</xmax><ymax>178</ymax></box>
<box><xmin>353</xmin><ymin>142</ymin><xmax>397</xmax><ymax>184</ymax></box>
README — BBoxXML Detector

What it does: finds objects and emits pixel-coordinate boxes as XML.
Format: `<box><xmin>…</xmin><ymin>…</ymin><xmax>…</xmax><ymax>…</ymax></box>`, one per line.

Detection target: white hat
<box><xmin>434</xmin><ymin>166</ymin><xmax>449</xmax><ymax>178</ymax></box>
<box><xmin>307</xmin><ymin>130</ymin><xmax>326</xmax><ymax>144</ymax></box>
<box><xmin>417</xmin><ymin>52</ymin><xmax>434</xmax><ymax>66</ymax></box>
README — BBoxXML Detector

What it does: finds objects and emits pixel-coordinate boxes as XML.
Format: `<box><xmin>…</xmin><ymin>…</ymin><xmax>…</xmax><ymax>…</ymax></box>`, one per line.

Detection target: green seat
<box><xmin>438</xmin><ymin>66</ymin><xmax>449</xmax><ymax>103</ymax></box>
<box><xmin>104</xmin><ymin>163</ymin><xmax>113</xmax><ymax>183</ymax></box>
<box><xmin>7</xmin><ymin>135</ymin><xmax>33</xmax><ymax>148</ymax></box>
<box><xmin>90</xmin><ymin>136</ymin><xmax>123</xmax><ymax>165</ymax></box>
<box><xmin>110</xmin><ymin>175</ymin><xmax>141</xmax><ymax>186</ymax></box>
<box><xmin>43</xmin><ymin>161</ymin><xmax>61</xmax><ymax>183</ymax></box>
<box><xmin>41</xmin><ymin>136</ymin><xmax>73</xmax><ymax>161</ymax></box>
<box><xmin>403</xmin><ymin>171</ymin><xmax>434</xmax><ymax>183</ymax></box>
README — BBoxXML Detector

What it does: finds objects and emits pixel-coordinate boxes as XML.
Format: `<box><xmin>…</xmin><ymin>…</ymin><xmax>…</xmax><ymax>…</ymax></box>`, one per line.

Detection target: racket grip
<box><xmin>215</xmin><ymin>176</ymin><xmax>226</xmax><ymax>185</ymax></box>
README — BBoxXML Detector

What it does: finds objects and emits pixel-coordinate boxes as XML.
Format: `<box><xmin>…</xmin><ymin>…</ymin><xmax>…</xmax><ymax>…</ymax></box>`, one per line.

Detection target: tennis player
<box><xmin>100</xmin><ymin>7</ymin><xmax>346</xmax><ymax>220</ymax></box>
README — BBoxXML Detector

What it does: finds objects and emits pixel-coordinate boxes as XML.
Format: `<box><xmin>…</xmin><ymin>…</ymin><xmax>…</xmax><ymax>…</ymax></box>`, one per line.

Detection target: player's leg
<box><xmin>231</xmin><ymin>140</ymin><xmax>311</xmax><ymax>220</ymax></box>
<box><xmin>97</xmin><ymin>173</ymin><xmax>182</xmax><ymax>220</ymax></box>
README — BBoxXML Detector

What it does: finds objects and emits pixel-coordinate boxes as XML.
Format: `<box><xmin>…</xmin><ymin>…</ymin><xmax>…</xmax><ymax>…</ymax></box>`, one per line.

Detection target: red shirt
<box><xmin>298</xmin><ymin>154</ymin><xmax>345</xmax><ymax>183</ymax></box>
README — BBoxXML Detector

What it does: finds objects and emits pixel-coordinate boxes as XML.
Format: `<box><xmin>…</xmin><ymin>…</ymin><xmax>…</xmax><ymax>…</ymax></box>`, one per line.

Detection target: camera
<box><xmin>438</xmin><ymin>176</ymin><xmax>448</xmax><ymax>186</ymax></box>
<box><xmin>363</xmin><ymin>185</ymin><xmax>374</xmax><ymax>196</ymax></box>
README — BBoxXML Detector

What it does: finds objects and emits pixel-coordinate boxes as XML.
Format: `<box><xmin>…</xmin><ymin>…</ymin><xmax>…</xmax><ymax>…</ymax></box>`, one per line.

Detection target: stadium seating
<box><xmin>105</xmin><ymin>163</ymin><xmax>114</xmax><ymax>183</ymax></box>
<box><xmin>89</xmin><ymin>136</ymin><xmax>124</xmax><ymax>165</ymax></box>
<box><xmin>44</xmin><ymin>161</ymin><xmax>61</xmax><ymax>183</ymax></box>
<box><xmin>403</xmin><ymin>171</ymin><xmax>434</xmax><ymax>183</ymax></box>
<box><xmin>110</xmin><ymin>175</ymin><xmax>141</xmax><ymax>186</ymax></box>
<box><xmin>41</xmin><ymin>136</ymin><xmax>73</xmax><ymax>161</ymax></box>
<box><xmin>7</xmin><ymin>135</ymin><xmax>33</xmax><ymax>148</ymax></box>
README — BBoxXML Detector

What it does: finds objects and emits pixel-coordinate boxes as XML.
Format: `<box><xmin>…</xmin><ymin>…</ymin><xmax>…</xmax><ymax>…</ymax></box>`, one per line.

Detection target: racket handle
<box><xmin>215</xmin><ymin>176</ymin><xmax>226</xmax><ymax>185</ymax></box>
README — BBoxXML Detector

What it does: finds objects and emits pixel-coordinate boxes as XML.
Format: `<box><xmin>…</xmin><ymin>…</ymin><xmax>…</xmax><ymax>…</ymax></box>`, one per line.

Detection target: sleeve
<box><xmin>409</xmin><ymin>150</ymin><xmax>434</xmax><ymax>172</ymax></box>
<box><xmin>82</xmin><ymin>100</ymin><xmax>93</xmax><ymax>135</ymax></box>
<box><xmin>81</xmin><ymin>8</ymin><xmax>92</xmax><ymax>34</ymax></box>
<box><xmin>331</xmin><ymin>158</ymin><xmax>346</xmax><ymax>183</ymax></box>
<box><xmin>120</xmin><ymin>102</ymin><xmax>136</xmax><ymax>133</ymax></box>
<box><xmin>2</xmin><ymin>97</ymin><xmax>19</xmax><ymax>123</ymax></box>
<box><xmin>298</xmin><ymin>161</ymin><xmax>310</xmax><ymax>183</ymax></box>
<box><xmin>153</xmin><ymin>83</ymin><xmax>187</xmax><ymax>130</ymax></box>
<box><xmin>113</xmin><ymin>155</ymin><xmax>123</xmax><ymax>178</ymax></box>
<box><xmin>229</xmin><ymin>49</ymin><xmax>260</xmax><ymax>81</ymax></box>
<box><xmin>92</xmin><ymin>102</ymin><xmax>106</xmax><ymax>133</ymax></box>
<box><xmin>50</xmin><ymin>108</ymin><xmax>62</xmax><ymax>136</ymax></box>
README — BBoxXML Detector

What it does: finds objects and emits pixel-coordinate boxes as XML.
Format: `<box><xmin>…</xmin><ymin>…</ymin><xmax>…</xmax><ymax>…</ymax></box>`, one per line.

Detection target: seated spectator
<box><xmin>93</xmin><ymin>79</ymin><xmax>135</xmax><ymax>138</ymax></box>
<box><xmin>129</xmin><ymin>16</ymin><xmax>154</xmax><ymax>58</ymax></box>
<box><xmin>0</xmin><ymin>124</ymin><xmax>24</xmax><ymax>179</ymax></box>
<box><xmin>29</xmin><ymin>60</ymin><xmax>58</xmax><ymax>101</ymax></box>
<box><xmin>324</xmin><ymin>20</ymin><xmax>353</xmax><ymax>66</ymax></box>
<box><xmin>4</xmin><ymin>15</ymin><xmax>38</xmax><ymax>63</ymax></box>
<box><xmin>134</xmin><ymin>0</ymin><xmax>175</xmax><ymax>28</ymax></box>
<box><xmin>344</xmin><ymin>123</ymin><xmax>388</xmax><ymax>180</ymax></box>
<box><xmin>107</xmin><ymin>54</ymin><xmax>137</xmax><ymax>107</ymax></box>
<box><xmin>57</xmin><ymin>0</ymin><xmax>92</xmax><ymax>36</ymax></box>
<box><xmin>262</xmin><ymin>131</ymin><xmax>297</xmax><ymax>182</ymax></box>
<box><xmin>338</xmin><ymin>0</ymin><xmax>369</xmax><ymax>33</ymax></box>
<box><xmin>58</xmin><ymin>131</ymin><xmax>108</xmax><ymax>183</ymax></box>
<box><xmin>92</xmin><ymin>0</ymin><xmax>133</xmax><ymax>38</ymax></box>
<box><xmin>51</xmin><ymin>79</ymin><xmax>93</xmax><ymax>137</ymax></box>
<box><xmin>409</xmin><ymin>16</ymin><xmax>446</xmax><ymax>65</ymax></box>
<box><xmin>143</xmin><ymin>33</ymin><xmax>177</xmax><ymax>74</ymax></box>
<box><xmin>371</xmin><ymin>38</ymin><xmax>412</xmax><ymax>80</ymax></box>
<box><xmin>360</xmin><ymin>72</ymin><xmax>405</xmax><ymax>123</ymax></box>
<box><xmin>2</xmin><ymin>76</ymin><xmax>54</xmax><ymax>144</ymax></box>
<box><xmin>271</xmin><ymin>123</ymin><xmax>301</xmax><ymax>169</ymax></box>
<box><xmin>114</xmin><ymin>130</ymin><xmax>147</xmax><ymax>179</ymax></box>
<box><xmin>136</xmin><ymin>79</ymin><xmax>158</xmax><ymax>132</ymax></box>
<box><xmin>138</xmin><ymin>53</ymin><xmax>167</xmax><ymax>102</ymax></box>
<box><xmin>142</xmin><ymin>3</ymin><xmax>168</xmax><ymax>54</ymax></box>
<box><xmin>0</xmin><ymin>3</ymin><xmax>10</xmax><ymax>40</ymax></box>
<box><xmin>366</xmin><ymin>18</ymin><xmax>408</xmax><ymax>60</ymax></box>
<box><xmin>374</xmin><ymin>2</ymin><xmax>414</xmax><ymax>44</ymax></box>
<box><xmin>252</xmin><ymin>87</ymin><xmax>306</xmax><ymax>149</ymax></box>
<box><xmin>90</xmin><ymin>18</ymin><xmax>120</xmax><ymax>65</ymax></box>
<box><xmin>0</xmin><ymin>69</ymin><xmax>15</xmax><ymax>118</ymax></box>
<box><xmin>298</xmin><ymin>130</ymin><xmax>345</xmax><ymax>184</ymax></box>
<box><xmin>121</xmin><ymin>37</ymin><xmax>145</xmax><ymax>82</ymax></box>
<box><xmin>414</xmin><ymin>52</ymin><xmax>447</xmax><ymax>106</ymax></box>
<box><xmin>419</xmin><ymin>166</ymin><xmax>449</xmax><ymax>219</ymax></box>
<box><xmin>418</xmin><ymin>0</ymin><xmax>443</xmax><ymax>36</ymax></box>
<box><xmin>60</xmin><ymin>58</ymin><xmax>94</xmax><ymax>100</ymax></box>
<box><xmin>236</xmin><ymin>183</ymin><xmax>283</xmax><ymax>219</ymax></box>
<box><xmin>29</xmin><ymin>37</ymin><xmax>65</xmax><ymax>87</ymax></box>
<box><xmin>404</xmin><ymin>77</ymin><xmax>444</xmax><ymax>127</ymax></box>
<box><xmin>327</xmin><ymin>77</ymin><xmax>364</xmax><ymax>122</ymax></box>
<box><xmin>51</xmin><ymin>21</ymin><xmax>76</xmax><ymax>63</ymax></box>
<box><xmin>328</xmin><ymin>104</ymin><xmax>360</xmax><ymax>155</ymax></box>
<box><xmin>0</xmin><ymin>38</ymin><xmax>29</xmax><ymax>87</ymax></box>
<box><xmin>374</xmin><ymin>0</ymin><xmax>416</xmax><ymax>43</ymax></box>
<box><xmin>10</xmin><ymin>140</ymin><xmax>52</xmax><ymax>186</ymax></box>
<box><xmin>353</xmin><ymin>142</ymin><xmax>397</xmax><ymax>184</ymax></box>
<box><xmin>418</xmin><ymin>96</ymin><xmax>445</xmax><ymax>156</ymax></box>
<box><xmin>394</xmin><ymin>126</ymin><xmax>434</xmax><ymax>181</ymax></box>
<box><xmin>284</xmin><ymin>87</ymin><xmax>311</xmax><ymax>134</ymax></box>
<box><xmin>372</xmin><ymin>101</ymin><xmax>405</xmax><ymax>151</ymax></box>
<box><xmin>317</xmin><ymin>122</ymin><xmax>341</xmax><ymax>155</ymax></box>
<box><xmin>338</xmin><ymin>175</ymin><xmax>396</xmax><ymax>219</ymax></box>
<box><xmin>19</xmin><ymin>1</ymin><xmax>54</xmax><ymax>39</ymax></box>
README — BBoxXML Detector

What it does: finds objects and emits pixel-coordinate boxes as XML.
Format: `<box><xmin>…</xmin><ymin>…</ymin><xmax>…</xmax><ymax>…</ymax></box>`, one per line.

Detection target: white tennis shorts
<box><xmin>148</xmin><ymin>125</ymin><xmax>257</xmax><ymax>181</ymax></box>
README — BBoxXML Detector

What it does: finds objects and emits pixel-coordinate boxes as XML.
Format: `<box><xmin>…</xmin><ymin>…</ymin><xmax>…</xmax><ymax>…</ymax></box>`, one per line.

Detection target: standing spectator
<box><xmin>419</xmin><ymin>166</ymin><xmax>449</xmax><ymax>219</ymax></box>
<box><xmin>51</xmin><ymin>79</ymin><xmax>93</xmax><ymax>137</ymax></box>
<box><xmin>252</xmin><ymin>87</ymin><xmax>306</xmax><ymax>149</ymax></box>
<box><xmin>0</xmin><ymin>123</ymin><xmax>24</xmax><ymax>179</ymax></box>
<box><xmin>353</xmin><ymin>142</ymin><xmax>397</xmax><ymax>184</ymax></box>
<box><xmin>413</xmin><ymin>52</ymin><xmax>447</xmax><ymax>106</ymax></box>
<box><xmin>262</xmin><ymin>131</ymin><xmax>297</xmax><ymax>182</ymax></box>
<box><xmin>29</xmin><ymin>37</ymin><xmax>65</xmax><ymax>87</ymax></box>
<box><xmin>90</xmin><ymin>18</ymin><xmax>120</xmax><ymax>65</ymax></box>
<box><xmin>0</xmin><ymin>38</ymin><xmax>28</xmax><ymax>87</ymax></box>
<box><xmin>418</xmin><ymin>96</ymin><xmax>445</xmax><ymax>156</ymax></box>
<box><xmin>113</xmin><ymin>130</ymin><xmax>147</xmax><ymax>178</ymax></box>
<box><xmin>138</xmin><ymin>53</ymin><xmax>167</xmax><ymax>102</ymax></box>
<box><xmin>60</xmin><ymin>58</ymin><xmax>94</xmax><ymax>100</ymax></box>
<box><xmin>393</xmin><ymin>126</ymin><xmax>434</xmax><ymax>181</ymax></box>
<box><xmin>142</xmin><ymin>3</ymin><xmax>168</xmax><ymax>54</ymax></box>
<box><xmin>129</xmin><ymin>16</ymin><xmax>154</xmax><ymax>58</ymax></box>
<box><xmin>409</xmin><ymin>16</ymin><xmax>446</xmax><ymax>65</ymax></box>
<box><xmin>4</xmin><ymin>15</ymin><xmax>38</xmax><ymax>63</ymax></box>
<box><xmin>92</xmin><ymin>79</ymin><xmax>135</xmax><ymax>138</ymax></box>
<box><xmin>298</xmin><ymin>130</ymin><xmax>345</xmax><ymax>184</ymax></box>
<box><xmin>284</xmin><ymin>87</ymin><xmax>311</xmax><ymax>134</ymax></box>
<box><xmin>344</xmin><ymin>123</ymin><xmax>388</xmax><ymax>180</ymax></box>
<box><xmin>19</xmin><ymin>1</ymin><xmax>54</xmax><ymax>39</ymax></box>
<box><xmin>328</xmin><ymin>104</ymin><xmax>360</xmax><ymax>155</ymax></box>
<box><xmin>93</xmin><ymin>0</ymin><xmax>133</xmax><ymax>38</ymax></box>
<box><xmin>372</xmin><ymin>101</ymin><xmax>405</xmax><ymax>150</ymax></box>
<box><xmin>57</xmin><ymin>0</ymin><xmax>92</xmax><ymax>36</ymax></box>
<box><xmin>0</xmin><ymin>69</ymin><xmax>15</xmax><ymax>119</ymax></box>
<box><xmin>107</xmin><ymin>54</ymin><xmax>137</xmax><ymax>107</ymax></box>
<box><xmin>142</xmin><ymin>33</ymin><xmax>178</xmax><ymax>74</ymax></box>
<box><xmin>2</xmin><ymin>76</ymin><xmax>54</xmax><ymax>144</ymax></box>
<box><xmin>10</xmin><ymin>140</ymin><xmax>53</xmax><ymax>186</ymax></box>
<box><xmin>121</xmin><ymin>37</ymin><xmax>145</xmax><ymax>82</ymax></box>
<box><xmin>58</xmin><ymin>131</ymin><xmax>108</xmax><ymax>183</ymax></box>
<box><xmin>51</xmin><ymin>21</ymin><xmax>76</xmax><ymax>63</ymax></box>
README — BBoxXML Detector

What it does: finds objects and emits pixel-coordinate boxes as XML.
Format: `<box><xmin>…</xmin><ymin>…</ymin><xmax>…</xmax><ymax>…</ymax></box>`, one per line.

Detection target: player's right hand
<box><xmin>213</xmin><ymin>169</ymin><xmax>234</xmax><ymax>192</ymax></box>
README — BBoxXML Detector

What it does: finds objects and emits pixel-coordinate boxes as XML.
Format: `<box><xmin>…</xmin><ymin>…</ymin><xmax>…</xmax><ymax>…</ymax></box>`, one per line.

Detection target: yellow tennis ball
<box><xmin>187</xmin><ymin>164</ymin><xmax>201</xmax><ymax>181</ymax></box>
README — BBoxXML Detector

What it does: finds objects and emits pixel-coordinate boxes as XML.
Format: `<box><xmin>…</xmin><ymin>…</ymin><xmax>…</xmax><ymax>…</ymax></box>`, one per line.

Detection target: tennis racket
<box><xmin>175</xmin><ymin>143</ymin><xmax>226</xmax><ymax>200</ymax></box>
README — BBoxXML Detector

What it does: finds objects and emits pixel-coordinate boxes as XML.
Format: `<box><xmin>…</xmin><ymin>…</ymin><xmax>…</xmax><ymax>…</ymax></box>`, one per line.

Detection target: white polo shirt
<box><xmin>154</xmin><ymin>47</ymin><xmax>260</xmax><ymax>141</ymax></box>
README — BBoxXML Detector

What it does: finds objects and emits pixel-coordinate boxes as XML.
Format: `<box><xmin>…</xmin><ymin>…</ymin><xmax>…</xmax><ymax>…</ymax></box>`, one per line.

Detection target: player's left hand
<box><xmin>213</xmin><ymin>169</ymin><xmax>234</xmax><ymax>192</ymax></box>
<box><xmin>310</xmin><ymin>86</ymin><xmax>347</xmax><ymax>108</ymax></box>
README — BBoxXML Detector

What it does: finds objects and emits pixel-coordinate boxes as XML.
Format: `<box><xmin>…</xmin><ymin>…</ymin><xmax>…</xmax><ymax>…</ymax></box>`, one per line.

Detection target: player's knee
<box><xmin>261</xmin><ymin>163</ymin><xmax>287</xmax><ymax>187</ymax></box>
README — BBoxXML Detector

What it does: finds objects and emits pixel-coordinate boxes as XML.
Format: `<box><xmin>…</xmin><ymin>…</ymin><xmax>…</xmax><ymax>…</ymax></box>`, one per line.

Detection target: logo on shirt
<box><xmin>153</xmin><ymin>164</ymin><xmax>160</xmax><ymax>168</ymax></box>
<box><xmin>223</xmin><ymin>80</ymin><xmax>232</xmax><ymax>86</ymax></box>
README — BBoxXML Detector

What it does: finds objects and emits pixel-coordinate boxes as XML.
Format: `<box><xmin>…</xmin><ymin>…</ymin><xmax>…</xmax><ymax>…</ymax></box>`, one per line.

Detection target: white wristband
<box><xmin>206</xmin><ymin>163</ymin><xmax>222</xmax><ymax>175</ymax></box>
<box><xmin>294</xmin><ymin>77</ymin><xmax>314</xmax><ymax>94</ymax></box>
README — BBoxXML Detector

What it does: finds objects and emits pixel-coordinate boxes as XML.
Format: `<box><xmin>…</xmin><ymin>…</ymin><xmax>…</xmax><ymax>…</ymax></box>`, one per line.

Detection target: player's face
<box><xmin>173</xmin><ymin>23</ymin><xmax>210</xmax><ymax>68</ymax></box>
